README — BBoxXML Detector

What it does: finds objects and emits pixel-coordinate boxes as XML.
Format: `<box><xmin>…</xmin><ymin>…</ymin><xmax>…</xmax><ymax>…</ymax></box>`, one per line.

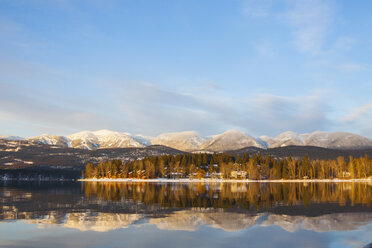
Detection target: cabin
<box><xmin>230</xmin><ymin>171</ymin><xmax>247</xmax><ymax>179</ymax></box>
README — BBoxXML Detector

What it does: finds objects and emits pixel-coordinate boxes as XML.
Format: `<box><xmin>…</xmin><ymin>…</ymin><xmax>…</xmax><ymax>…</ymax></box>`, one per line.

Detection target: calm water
<box><xmin>0</xmin><ymin>181</ymin><xmax>371</xmax><ymax>248</ymax></box>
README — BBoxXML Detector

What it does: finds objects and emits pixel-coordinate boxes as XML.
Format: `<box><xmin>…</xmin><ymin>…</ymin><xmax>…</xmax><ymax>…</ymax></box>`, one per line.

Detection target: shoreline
<box><xmin>79</xmin><ymin>178</ymin><xmax>372</xmax><ymax>183</ymax></box>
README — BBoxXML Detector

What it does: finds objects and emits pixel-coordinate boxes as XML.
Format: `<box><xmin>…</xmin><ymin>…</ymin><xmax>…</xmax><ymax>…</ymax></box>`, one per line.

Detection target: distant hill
<box><xmin>226</xmin><ymin>145</ymin><xmax>372</xmax><ymax>160</ymax></box>
<box><xmin>0</xmin><ymin>138</ymin><xmax>184</xmax><ymax>172</ymax></box>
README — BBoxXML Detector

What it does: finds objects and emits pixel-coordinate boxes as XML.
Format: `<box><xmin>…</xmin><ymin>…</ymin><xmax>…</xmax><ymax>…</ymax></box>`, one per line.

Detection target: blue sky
<box><xmin>0</xmin><ymin>0</ymin><xmax>371</xmax><ymax>138</ymax></box>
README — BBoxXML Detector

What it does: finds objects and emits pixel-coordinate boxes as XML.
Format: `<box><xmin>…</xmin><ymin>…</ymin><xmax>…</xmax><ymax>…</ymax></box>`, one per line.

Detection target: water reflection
<box><xmin>84</xmin><ymin>181</ymin><xmax>372</xmax><ymax>209</ymax></box>
<box><xmin>0</xmin><ymin>182</ymin><xmax>371</xmax><ymax>248</ymax></box>
<box><xmin>23</xmin><ymin>210</ymin><xmax>365</xmax><ymax>233</ymax></box>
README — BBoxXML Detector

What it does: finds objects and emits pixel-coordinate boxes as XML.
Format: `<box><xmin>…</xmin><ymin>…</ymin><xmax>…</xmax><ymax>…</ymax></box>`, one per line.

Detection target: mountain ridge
<box><xmin>2</xmin><ymin>129</ymin><xmax>372</xmax><ymax>152</ymax></box>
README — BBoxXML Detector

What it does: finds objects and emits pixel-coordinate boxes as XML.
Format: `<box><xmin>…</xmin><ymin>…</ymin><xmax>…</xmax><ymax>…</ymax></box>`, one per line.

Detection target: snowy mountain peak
<box><xmin>27</xmin><ymin>135</ymin><xmax>70</xmax><ymax>147</ymax></box>
<box><xmin>276</xmin><ymin>131</ymin><xmax>303</xmax><ymax>141</ymax></box>
<box><xmin>201</xmin><ymin>130</ymin><xmax>266</xmax><ymax>151</ymax></box>
<box><xmin>263</xmin><ymin>131</ymin><xmax>372</xmax><ymax>149</ymax></box>
<box><xmin>302</xmin><ymin>131</ymin><xmax>372</xmax><ymax>149</ymax></box>
<box><xmin>266</xmin><ymin>131</ymin><xmax>305</xmax><ymax>148</ymax></box>
<box><xmin>67</xmin><ymin>130</ymin><xmax>143</xmax><ymax>150</ymax></box>
<box><xmin>0</xmin><ymin>135</ymin><xmax>24</xmax><ymax>141</ymax></box>
<box><xmin>151</xmin><ymin>131</ymin><xmax>204</xmax><ymax>152</ymax></box>
<box><xmin>133</xmin><ymin>135</ymin><xmax>153</xmax><ymax>146</ymax></box>
<box><xmin>219</xmin><ymin>129</ymin><xmax>246</xmax><ymax>135</ymax></box>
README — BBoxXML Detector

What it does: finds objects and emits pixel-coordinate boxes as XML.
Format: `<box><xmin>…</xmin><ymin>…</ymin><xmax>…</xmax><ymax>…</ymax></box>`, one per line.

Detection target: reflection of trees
<box><xmin>84</xmin><ymin>182</ymin><xmax>372</xmax><ymax>210</ymax></box>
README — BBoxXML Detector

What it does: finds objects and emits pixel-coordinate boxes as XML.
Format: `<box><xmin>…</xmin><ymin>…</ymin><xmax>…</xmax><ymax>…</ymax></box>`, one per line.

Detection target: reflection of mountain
<box><xmin>149</xmin><ymin>209</ymin><xmax>263</xmax><ymax>231</ymax></box>
<box><xmin>64</xmin><ymin>212</ymin><xmax>143</xmax><ymax>232</ymax></box>
<box><xmin>26</xmin><ymin>213</ymin><xmax>65</xmax><ymax>226</ymax></box>
<box><xmin>21</xmin><ymin>210</ymin><xmax>372</xmax><ymax>233</ymax></box>
<box><xmin>149</xmin><ymin>210</ymin><xmax>372</xmax><ymax>233</ymax></box>
<box><xmin>261</xmin><ymin>213</ymin><xmax>372</xmax><ymax>232</ymax></box>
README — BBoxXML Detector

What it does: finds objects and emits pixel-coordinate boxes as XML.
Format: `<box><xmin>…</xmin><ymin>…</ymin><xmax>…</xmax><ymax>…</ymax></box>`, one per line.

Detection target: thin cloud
<box><xmin>243</xmin><ymin>0</ymin><xmax>275</xmax><ymax>18</ymax></box>
<box><xmin>108</xmin><ymin>82</ymin><xmax>330</xmax><ymax>137</ymax></box>
<box><xmin>0</xmin><ymin>77</ymin><xmax>365</xmax><ymax>138</ymax></box>
<box><xmin>0</xmin><ymin>82</ymin><xmax>114</xmax><ymax>134</ymax></box>
<box><xmin>336</xmin><ymin>63</ymin><xmax>366</xmax><ymax>73</ymax></box>
<box><xmin>333</xmin><ymin>36</ymin><xmax>356</xmax><ymax>51</ymax></box>
<box><xmin>242</xmin><ymin>0</ymin><xmax>335</xmax><ymax>55</ymax></box>
<box><xmin>242</xmin><ymin>93</ymin><xmax>330</xmax><ymax>136</ymax></box>
<box><xmin>343</xmin><ymin>103</ymin><xmax>372</xmax><ymax>123</ymax></box>
<box><xmin>281</xmin><ymin>0</ymin><xmax>334</xmax><ymax>55</ymax></box>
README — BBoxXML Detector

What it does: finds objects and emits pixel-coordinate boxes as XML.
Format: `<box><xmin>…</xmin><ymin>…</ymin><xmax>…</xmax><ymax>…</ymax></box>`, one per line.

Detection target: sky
<box><xmin>0</xmin><ymin>0</ymin><xmax>371</xmax><ymax>138</ymax></box>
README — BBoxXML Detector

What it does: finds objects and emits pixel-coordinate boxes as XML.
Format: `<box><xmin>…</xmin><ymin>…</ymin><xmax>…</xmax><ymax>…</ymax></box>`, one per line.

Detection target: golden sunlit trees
<box><xmin>247</xmin><ymin>160</ymin><xmax>259</xmax><ymax>180</ymax></box>
<box><xmin>84</xmin><ymin>163</ymin><xmax>95</xmax><ymax>178</ymax></box>
<box><xmin>84</xmin><ymin>153</ymin><xmax>372</xmax><ymax>180</ymax></box>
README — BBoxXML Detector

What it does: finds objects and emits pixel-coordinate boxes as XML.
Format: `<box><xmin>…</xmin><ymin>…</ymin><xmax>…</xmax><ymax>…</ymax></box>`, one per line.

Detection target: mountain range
<box><xmin>1</xmin><ymin>129</ymin><xmax>372</xmax><ymax>152</ymax></box>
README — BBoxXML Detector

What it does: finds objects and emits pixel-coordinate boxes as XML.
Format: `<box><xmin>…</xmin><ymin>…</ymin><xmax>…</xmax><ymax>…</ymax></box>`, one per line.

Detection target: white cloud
<box><xmin>243</xmin><ymin>0</ymin><xmax>274</xmax><ymax>18</ymax></box>
<box><xmin>282</xmin><ymin>0</ymin><xmax>334</xmax><ymax>55</ymax></box>
<box><xmin>340</xmin><ymin>103</ymin><xmax>372</xmax><ymax>139</ymax></box>
<box><xmin>243</xmin><ymin>0</ymin><xmax>338</xmax><ymax>55</ymax></box>
<box><xmin>255</xmin><ymin>42</ymin><xmax>276</xmax><ymax>59</ymax></box>
<box><xmin>333</xmin><ymin>36</ymin><xmax>356</xmax><ymax>51</ymax></box>
<box><xmin>243</xmin><ymin>0</ymin><xmax>365</xmax><ymax>76</ymax></box>
<box><xmin>343</xmin><ymin>103</ymin><xmax>372</xmax><ymax>123</ymax></box>
<box><xmin>336</xmin><ymin>63</ymin><xmax>366</xmax><ymax>73</ymax></box>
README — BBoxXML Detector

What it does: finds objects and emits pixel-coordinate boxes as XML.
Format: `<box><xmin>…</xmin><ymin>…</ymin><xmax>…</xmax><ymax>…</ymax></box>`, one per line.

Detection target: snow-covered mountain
<box><xmin>151</xmin><ymin>131</ymin><xmax>204</xmax><ymax>152</ymax></box>
<box><xmin>302</xmin><ymin>131</ymin><xmax>372</xmax><ymax>149</ymax></box>
<box><xmin>23</xmin><ymin>130</ymin><xmax>144</xmax><ymax>150</ymax></box>
<box><xmin>150</xmin><ymin>130</ymin><xmax>266</xmax><ymax>152</ymax></box>
<box><xmin>260</xmin><ymin>131</ymin><xmax>305</xmax><ymax>148</ymax></box>
<box><xmin>67</xmin><ymin>130</ymin><xmax>144</xmax><ymax>150</ymax></box>
<box><xmin>200</xmin><ymin>130</ymin><xmax>266</xmax><ymax>151</ymax></box>
<box><xmin>132</xmin><ymin>134</ymin><xmax>153</xmax><ymax>146</ymax></box>
<box><xmin>0</xmin><ymin>135</ymin><xmax>24</xmax><ymax>141</ymax></box>
<box><xmin>27</xmin><ymin>135</ymin><xmax>70</xmax><ymax>148</ymax></box>
<box><xmin>262</xmin><ymin>131</ymin><xmax>372</xmax><ymax>149</ymax></box>
<box><xmin>2</xmin><ymin>129</ymin><xmax>372</xmax><ymax>151</ymax></box>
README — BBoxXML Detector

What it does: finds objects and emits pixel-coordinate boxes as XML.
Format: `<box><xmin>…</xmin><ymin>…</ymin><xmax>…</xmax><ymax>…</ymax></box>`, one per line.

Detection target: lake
<box><xmin>0</xmin><ymin>181</ymin><xmax>371</xmax><ymax>248</ymax></box>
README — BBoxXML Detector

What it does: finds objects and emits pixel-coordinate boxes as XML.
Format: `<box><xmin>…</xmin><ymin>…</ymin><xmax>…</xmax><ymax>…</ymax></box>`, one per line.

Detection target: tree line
<box><xmin>84</xmin><ymin>153</ymin><xmax>372</xmax><ymax>180</ymax></box>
